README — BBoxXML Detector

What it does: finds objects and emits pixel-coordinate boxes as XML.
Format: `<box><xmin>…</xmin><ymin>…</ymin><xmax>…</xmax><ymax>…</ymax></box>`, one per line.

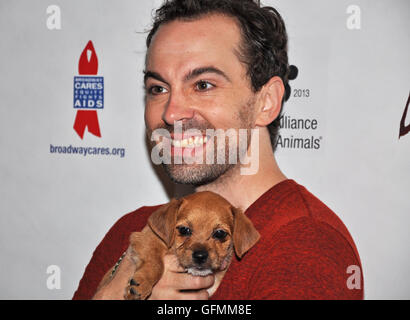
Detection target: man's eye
<box><xmin>177</xmin><ymin>226</ymin><xmax>192</xmax><ymax>236</ymax></box>
<box><xmin>195</xmin><ymin>81</ymin><xmax>214</xmax><ymax>91</ymax></box>
<box><xmin>148</xmin><ymin>85</ymin><xmax>168</xmax><ymax>95</ymax></box>
<box><xmin>212</xmin><ymin>229</ymin><xmax>228</xmax><ymax>240</ymax></box>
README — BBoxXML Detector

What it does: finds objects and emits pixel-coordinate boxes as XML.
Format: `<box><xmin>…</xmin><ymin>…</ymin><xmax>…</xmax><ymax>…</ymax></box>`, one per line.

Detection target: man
<box><xmin>73</xmin><ymin>0</ymin><xmax>363</xmax><ymax>300</ymax></box>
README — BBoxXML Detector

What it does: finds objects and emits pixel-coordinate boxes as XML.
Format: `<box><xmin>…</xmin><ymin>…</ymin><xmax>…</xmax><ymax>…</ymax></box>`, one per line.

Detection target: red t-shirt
<box><xmin>73</xmin><ymin>179</ymin><xmax>364</xmax><ymax>300</ymax></box>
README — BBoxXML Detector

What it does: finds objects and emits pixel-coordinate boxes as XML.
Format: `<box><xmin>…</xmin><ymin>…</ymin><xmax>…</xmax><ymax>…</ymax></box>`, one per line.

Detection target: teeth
<box><xmin>171</xmin><ymin>136</ymin><xmax>209</xmax><ymax>148</ymax></box>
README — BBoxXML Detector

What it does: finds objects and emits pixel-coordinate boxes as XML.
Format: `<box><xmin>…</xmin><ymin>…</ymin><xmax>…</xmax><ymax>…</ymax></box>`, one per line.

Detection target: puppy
<box><xmin>99</xmin><ymin>191</ymin><xmax>260</xmax><ymax>300</ymax></box>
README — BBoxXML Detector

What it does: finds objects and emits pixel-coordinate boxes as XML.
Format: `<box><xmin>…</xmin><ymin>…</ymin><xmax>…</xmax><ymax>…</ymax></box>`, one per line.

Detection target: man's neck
<box><xmin>196</xmin><ymin>129</ymin><xmax>287</xmax><ymax>211</ymax></box>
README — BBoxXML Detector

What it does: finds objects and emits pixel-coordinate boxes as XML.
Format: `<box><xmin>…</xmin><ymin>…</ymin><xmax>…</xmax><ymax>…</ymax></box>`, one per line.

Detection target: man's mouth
<box><xmin>170</xmin><ymin>135</ymin><xmax>209</xmax><ymax>148</ymax></box>
<box><xmin>153</xmin><ymin>133</ymin><xmax>211</xmax><ymax>146</ymax></box>
<box><xmin>150</xmin><ymin>132</ymin><xmax>213</xmax><ymax>160</ymax></box>
<box><xmin>168</xmin><ymin>134</ymin><xmax>211</xmax><ymax>159</ymax></box>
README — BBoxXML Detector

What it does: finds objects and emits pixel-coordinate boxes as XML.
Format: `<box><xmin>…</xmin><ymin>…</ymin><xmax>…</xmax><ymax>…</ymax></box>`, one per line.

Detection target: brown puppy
<box><xmin>99</xmin><ymin>191</ymin><xmax>260</xmax><ymax>300</ymax></box>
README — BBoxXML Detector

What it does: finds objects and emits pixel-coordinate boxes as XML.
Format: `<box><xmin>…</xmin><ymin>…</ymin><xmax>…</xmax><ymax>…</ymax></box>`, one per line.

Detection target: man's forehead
<box><xmin>145</xmin><ymin>14</ymin><xmax>242</xmax><ymax>71</ymax></box>
<box><xmin>150</xmin><ymin>13</ymin><xmax>241</xmax><ymax>46</ymax></box>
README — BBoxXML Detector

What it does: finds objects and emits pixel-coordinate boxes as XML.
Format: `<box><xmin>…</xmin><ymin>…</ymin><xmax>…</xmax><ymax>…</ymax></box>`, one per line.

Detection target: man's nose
<box><xmin>162</xmin><ymin>92</ymin><xmax>195</xmax><ymax>125</ymax></box>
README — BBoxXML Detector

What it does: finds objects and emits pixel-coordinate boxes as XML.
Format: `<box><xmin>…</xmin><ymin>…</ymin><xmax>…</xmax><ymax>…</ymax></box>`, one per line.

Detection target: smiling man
<box><xmin>73</xmin><ymin>0</ymin><xmax>363</xmax><ymax>300</ymax></box>
<box><xmin>145</xmin><ymin>18</ymin><xmax>263</xmax><ymax>186</ymax></box>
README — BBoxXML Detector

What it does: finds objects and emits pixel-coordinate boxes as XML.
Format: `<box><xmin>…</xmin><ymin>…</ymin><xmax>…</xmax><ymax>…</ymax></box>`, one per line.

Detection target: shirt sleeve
<box><xmin>247</xmin><ymin>217</ymin><xmax>364</xmax><ymax>300</ymax></box>
<box><xmin>72</xmin><ymin>219</ymin><xmax>130</xmax><ymax>299</ymax></box>
<box><xmin>72</xmin><ymin>206</ymin><xmax>155</xmax><ymax>300</ymax></box>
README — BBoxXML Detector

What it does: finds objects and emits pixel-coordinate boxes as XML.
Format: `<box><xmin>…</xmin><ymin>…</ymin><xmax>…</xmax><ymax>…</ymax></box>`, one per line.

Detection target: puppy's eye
<box><xmin>177</xmin><ymin>226</ymin><xmax>192</xmax><ymax>236</ymax></box>
<box><xmin>212</xmin><ymin>229</ymin><xmax>228</xmax><ymax>240</ymax></box>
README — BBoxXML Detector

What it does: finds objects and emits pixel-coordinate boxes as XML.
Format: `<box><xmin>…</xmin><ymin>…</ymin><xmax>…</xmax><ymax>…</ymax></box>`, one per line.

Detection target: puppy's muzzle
<box><xmin>192</xmin><ymin>249</ymin><xmax>208</xmax><ymax>265</ymax></box>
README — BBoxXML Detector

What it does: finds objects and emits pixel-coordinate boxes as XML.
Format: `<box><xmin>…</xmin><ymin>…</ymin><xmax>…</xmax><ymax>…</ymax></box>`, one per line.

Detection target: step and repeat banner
<box><xmin>0</xmin><ymin>0</ymin><xmax>409</xmax><ymax>299</ymax></box>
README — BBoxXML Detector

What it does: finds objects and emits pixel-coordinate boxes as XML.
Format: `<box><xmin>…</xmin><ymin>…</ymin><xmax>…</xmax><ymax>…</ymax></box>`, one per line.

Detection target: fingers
<box><xmin>163</xmin><ymin>254</ymin><xmax>215</xmax><ymax>290</ymax></box>
<box><xmin>149</xmin><ymin>286</ymin><xmax>210</xmax><ymax>300</ymax></box>
<box><xmin>176</xmin><ymin>273</ymin><xmax>215</xmax><ymax>291</ymax></box>
<box><xmin>155</xmin><ymin>270</ymin><xmax>214</xmax><ymax>293</ymax></box>
<box><xmin>172</xmin><ymin>289</ymin><xmax>210</xmax><ymax>300</ymax></box>
<box><xmin>95</xmin><ymin>253</ymin><xmax>215</xmax><ymax>300</ymax></box>
<box><xmin>148</xmin><ymin>271</ymin><xmax>214</xmax><ymax>299</ymax></box>
<box><xmin>148</xmin><ymin>254</ymin><xmax>214</xmax><ymax>300</ymax></box>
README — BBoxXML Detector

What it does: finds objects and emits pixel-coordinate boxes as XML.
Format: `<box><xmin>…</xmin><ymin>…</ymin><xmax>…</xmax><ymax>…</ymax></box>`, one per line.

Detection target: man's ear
<box><xmin>231</xmin><ymin>206</ymin><xmax>260</xmax><ymax>258</ymax></box>
<box><xmin>148</xmin><ymin>198</ymin><xmax>183</xmax><ymax>248</ymax></box>
<box><xmin>255</xmin><ymin>76</ymin><xmax>285</xmax><ymax>127</ymax></box>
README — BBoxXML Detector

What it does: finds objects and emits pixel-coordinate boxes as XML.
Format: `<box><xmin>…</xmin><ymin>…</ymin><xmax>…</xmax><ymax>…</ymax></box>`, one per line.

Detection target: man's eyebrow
<box><xmin>184</xmin><ymin>66</ymin><xmax>232</xmax><ymax>82</ymax></box>
<box><xmin>143</xmin><ymin>70</ymin><xmax>169</xmax><ymax>86</ymax></box>
<box><xmin>143</xmin><ymin>66</ymin><xmax>231</xmax><ymax>85</ymax></box>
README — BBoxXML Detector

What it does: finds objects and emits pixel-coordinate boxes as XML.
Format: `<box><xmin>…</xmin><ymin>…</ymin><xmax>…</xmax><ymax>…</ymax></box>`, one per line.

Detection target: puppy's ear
<box><xmin>231</xmin><ymin>207</ymin><xmax>260</xmax><ymax>258</ymax></box>
<box><xmin>148</xmin><ymin>198</ymin><xmax>182</xmax><ymax>248</ymax></box>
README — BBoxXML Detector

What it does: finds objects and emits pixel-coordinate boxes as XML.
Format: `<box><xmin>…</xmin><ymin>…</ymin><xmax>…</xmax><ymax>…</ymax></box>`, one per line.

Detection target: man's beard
<box><xmin>163</xmin><ymin>161</ymin><xmax>234</xmax><ymax>186</ymax></box>
<box><xmin>148</xmin><ymin>99</ymin><xmax>255</xmax><ymax>187</ymax></box>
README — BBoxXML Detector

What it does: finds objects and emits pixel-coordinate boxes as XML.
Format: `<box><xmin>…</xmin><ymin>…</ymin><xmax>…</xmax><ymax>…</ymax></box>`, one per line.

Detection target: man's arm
<box><xmin>72</xmin><ymin>211</ymin><xmax>133</xmax><ymax>300</ymax></box>
<box><xmin>92</xmin><ymin>253</ymin><xmax>214</xmax><ymax>300</ymax></box>
<box><xmin>73</xmin><ymin>206</ymin><xmax>214</xmax><ymax>300</ymax></box>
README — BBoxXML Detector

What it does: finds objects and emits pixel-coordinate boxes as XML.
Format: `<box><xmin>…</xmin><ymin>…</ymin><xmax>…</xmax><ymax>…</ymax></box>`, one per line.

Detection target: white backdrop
<box><xmin>0</xmin><ymin>0</ymin><xmax>409</xmax><ymax>299</ymax></box>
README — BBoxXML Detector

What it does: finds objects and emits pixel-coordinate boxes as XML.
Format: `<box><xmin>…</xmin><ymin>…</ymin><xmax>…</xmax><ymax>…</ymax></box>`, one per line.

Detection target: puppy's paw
<box><xmin>124</xmin><ymin>278</ymin><xmax>151</xmax><ymax>300</ymax></box>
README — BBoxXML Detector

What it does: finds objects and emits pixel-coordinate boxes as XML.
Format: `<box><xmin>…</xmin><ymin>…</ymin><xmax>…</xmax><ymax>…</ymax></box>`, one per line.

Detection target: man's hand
<box><xmin>92</xmin><ymin>253</ymin><xmax>214</xmax><ymax>300</ymax></box>
<box><xmin>148</xmin><ymin>254</ymin><xmax>214</xmax><ymax>300</ymax></box>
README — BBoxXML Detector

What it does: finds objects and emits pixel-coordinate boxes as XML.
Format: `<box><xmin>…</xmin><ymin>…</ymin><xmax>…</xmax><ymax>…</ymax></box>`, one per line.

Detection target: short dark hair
<box><xmin>146</xmin><ymin>0</ymin><xmax>290</xmax><ymax>151</ymax></box>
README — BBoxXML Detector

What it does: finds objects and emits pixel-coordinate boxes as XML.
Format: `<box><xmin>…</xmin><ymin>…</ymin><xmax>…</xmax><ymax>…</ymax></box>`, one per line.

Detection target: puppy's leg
<box><xmin>124</xmin><ymin>228</ymin><xmax>167</xmax><ymax>300</ymax></box>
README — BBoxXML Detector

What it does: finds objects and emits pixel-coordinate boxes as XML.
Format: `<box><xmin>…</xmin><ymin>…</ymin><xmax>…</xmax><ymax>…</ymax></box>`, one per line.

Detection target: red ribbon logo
<box><xmin>73</xmin><ymin>41</ymin><xmax>102</xmax><ymax>139</ymax></box>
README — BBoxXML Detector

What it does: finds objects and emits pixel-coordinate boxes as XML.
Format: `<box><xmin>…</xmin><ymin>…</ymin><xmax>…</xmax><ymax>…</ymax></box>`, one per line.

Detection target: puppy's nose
<box><xmin>192</xmin><ymin>250</ymin><xmax>208</xmax><ymax>264</ymax></box>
